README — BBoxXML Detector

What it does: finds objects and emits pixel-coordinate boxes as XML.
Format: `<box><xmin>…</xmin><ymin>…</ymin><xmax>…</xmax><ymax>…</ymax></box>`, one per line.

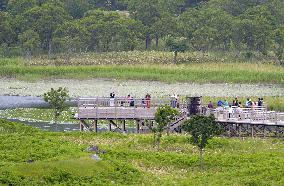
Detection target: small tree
<box><xmin>154</xmin><ymin>105</ymin><xmax>179</xmax><ymax>150</ymax></box>
<box><xmin>43</xmin><ymin>87</ymin><xmax>70</xmax><ymax>128</ymax></box>
<box><xmin>182</xmin><ymin>115</ymin><xmax>222</xmax><ymax>169</ymax></box>
<box><xmin>165</xmin><ymin>37</ymin><xmax>188</xmax><ymax>64</ymax></box>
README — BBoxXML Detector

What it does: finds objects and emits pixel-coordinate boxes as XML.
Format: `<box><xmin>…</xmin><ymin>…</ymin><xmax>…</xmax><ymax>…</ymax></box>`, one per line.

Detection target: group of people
<box><xmin>208</xmin><ymin>97</ymin><xmax>264</xmax><ymax>109</ymax></box>
<box><xmin>109</xmin><ymin>92</ymin><xmax>152</xmax><ymax>108</ymax></box>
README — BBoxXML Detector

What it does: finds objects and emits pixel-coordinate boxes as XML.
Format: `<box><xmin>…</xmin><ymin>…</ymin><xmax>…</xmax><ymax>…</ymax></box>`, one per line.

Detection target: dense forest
<box><xmin>0</xmin><ymin>0</ymin><xmax>284</xmax><ymax>61</ymax></box>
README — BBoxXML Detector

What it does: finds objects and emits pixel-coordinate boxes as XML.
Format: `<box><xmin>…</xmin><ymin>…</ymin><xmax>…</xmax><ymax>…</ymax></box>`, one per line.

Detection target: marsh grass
<box><xmin>0</xmin><ymin>120</ymin><xmax>283</xmax><ymax>185</ymax></box>
<box><xmin>0</xmin><ymin>62</ymin><xmax>283</xmax><ymax>84</ymax></box>
<box><xmin>25</xmin><ymin>51</ymin><xmax>281</xmax><ymax>66</ymax></box>
<box><xmin>0</xmin><ymin>51</ymin><xmax>283</xmax><ymax>83</ymax></box>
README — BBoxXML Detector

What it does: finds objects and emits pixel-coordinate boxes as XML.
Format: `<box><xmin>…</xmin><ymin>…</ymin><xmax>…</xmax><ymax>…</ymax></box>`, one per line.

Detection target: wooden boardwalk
<box><xmin>76</xmin><ymin>107</ymin><xmax>157</xmax><ymax>120</ymax></box>
<box><xmin>75</xmin><ymin>97</ymin><xmax>186</xmax><ymax>120</ymax></box>
<box><xmin>205</xmin><ymin>107</ymin><xmax>284</xmax><ymax>137</ymax></box>
<box><xmin>75</xmin><ymin>97</ymin><xmax>187</xmax><ymax>132</ymax></box>
<box><xmin>74</xmin><ymin>97</ymin><xmax>284</xmax><ymax>136</ymax></box>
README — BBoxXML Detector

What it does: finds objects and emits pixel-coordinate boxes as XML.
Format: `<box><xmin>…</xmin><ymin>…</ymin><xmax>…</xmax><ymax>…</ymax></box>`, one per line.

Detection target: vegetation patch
<box><xmin>0</xmin><ymin>119</ymin><xmax>283</xmax><ymax>185</ymax></box>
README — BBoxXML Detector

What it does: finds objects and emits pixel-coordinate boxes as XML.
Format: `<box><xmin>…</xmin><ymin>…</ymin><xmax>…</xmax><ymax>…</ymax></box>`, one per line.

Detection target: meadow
<box><xmin>0</xmin><ymin>119</ymin><xmax>283</xmax><ymax>185</ymax></box>
<box><xmin>0</xmin><ymin>51</ymin><xmax>283</xmax><ymax>84</ymax></box>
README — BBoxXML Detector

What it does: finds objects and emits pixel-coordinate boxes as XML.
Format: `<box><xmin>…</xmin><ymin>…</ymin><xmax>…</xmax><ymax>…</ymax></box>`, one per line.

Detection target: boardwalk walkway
<box><xmin>75</xmin><ymin>97</ymin><xmax>284</xmax><ymax>136</ymax></box>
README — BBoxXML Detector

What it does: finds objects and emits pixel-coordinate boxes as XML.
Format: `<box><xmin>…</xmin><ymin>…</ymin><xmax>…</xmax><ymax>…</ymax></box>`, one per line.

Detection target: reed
<box><xmin>0</xmin><ymin>63</ymin><xmax>283</xmax><ymax>84</ymax></box>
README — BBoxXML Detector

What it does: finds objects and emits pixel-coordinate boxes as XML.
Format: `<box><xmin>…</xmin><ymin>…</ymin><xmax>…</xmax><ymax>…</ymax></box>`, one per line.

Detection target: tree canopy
<box><xmin>0</xmin><ymin>0</ymin><xmax>284</xmax><ymax>59</ymax></box>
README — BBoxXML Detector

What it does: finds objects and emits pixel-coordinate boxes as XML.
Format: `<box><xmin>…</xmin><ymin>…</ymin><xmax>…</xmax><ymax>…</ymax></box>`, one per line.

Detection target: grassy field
<box><xmin>0</xmin><ymin>119</ymin><xmax>283</xmax><ymax>185</ymax></box>
<box><xmin>0</xmin><ymin>52</ymin><xmax>283</xmax><ymax>84</ymax></box>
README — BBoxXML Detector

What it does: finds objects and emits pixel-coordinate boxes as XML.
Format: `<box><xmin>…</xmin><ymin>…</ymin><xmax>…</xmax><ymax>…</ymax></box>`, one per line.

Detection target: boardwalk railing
<box><xmin>205</xmin><ymin>106</ymin><xmax>284</xmax><ymax>125</ymax></box>
<box><xmin>77</xmin><ymin>97</ymin><xmax>186</xmax><ymax>119</ymax></box>
<box><xmin>78</xmin><ymin>97</ymin><xmax>174</xmax><ymax>108</ymax></box>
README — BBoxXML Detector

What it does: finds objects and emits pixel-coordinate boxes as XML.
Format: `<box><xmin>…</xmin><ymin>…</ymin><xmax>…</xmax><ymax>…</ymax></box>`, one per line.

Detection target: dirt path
<box><xmin>0</xmin><ymin>78</ymin><xmax>283</xmax><ymax>97</ymax></box>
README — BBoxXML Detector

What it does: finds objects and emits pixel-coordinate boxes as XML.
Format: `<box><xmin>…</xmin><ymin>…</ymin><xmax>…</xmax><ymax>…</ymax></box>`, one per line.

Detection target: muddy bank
<box><xmin>0</xmin><ymin>78</ymin><xmax>283</xmax><ymax>97</ymax></box>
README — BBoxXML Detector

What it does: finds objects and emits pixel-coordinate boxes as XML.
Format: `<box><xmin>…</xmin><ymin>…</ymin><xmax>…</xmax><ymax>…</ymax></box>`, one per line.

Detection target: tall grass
<box><xmin>0</xmin><ymin>63</ymin><xmax>283</xmax><ymax>84</ymax></box>
<box><xmin>0</xmin><ymin>51</ymin><xmax>283</xmax><ymax>83</ymax></box>
<box><xmin>26</xmin><ymin>51</ymin><xmax>280</xmax><ymax>65</ymax></box>
<box><xmin>1</xmin><ymin>119</ymin><xmax>284</xmax><ymax>185</ymax></box>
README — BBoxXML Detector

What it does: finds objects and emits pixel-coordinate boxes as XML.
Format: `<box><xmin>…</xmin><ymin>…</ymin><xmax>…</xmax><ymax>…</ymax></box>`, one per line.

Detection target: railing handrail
<box><xmin>78</xmin><ymin>97</ymin><xmax>179</xmax><ymax>108</ymax></box>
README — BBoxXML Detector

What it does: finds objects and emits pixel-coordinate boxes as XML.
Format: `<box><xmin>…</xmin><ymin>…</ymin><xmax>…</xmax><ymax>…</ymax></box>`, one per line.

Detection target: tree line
<box><xmin>0</xmin><ymin>0</ymin><xmax>284</xmax><ymax>62</ymax></box>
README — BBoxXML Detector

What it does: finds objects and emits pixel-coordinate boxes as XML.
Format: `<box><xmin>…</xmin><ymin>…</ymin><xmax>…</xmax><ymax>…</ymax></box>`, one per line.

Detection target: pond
<box><xmin>1</xmin><ymin>79</ymin><xmax>284</xmax><ymax>97</ymax></box>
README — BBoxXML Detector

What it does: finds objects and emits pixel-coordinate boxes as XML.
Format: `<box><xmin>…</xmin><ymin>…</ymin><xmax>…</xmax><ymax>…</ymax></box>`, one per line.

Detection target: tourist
<box><xmin>232</xmin><ymin>100</ymin><xmax>236</xmax><ymax>107</ymax></box>
<box><xmin>228</xmin><ymin>105</ymin><xmax>233</xmax><ymax>118</ymax></box>
<box><xmin>127</xmin><ymin>94</ymin><xmax>131</xmax><ymax>106</ymax></box>
<box><xmin>258</xmin><ymin>97</ymin><xmax>263</xmax><ymax>107</ymax></box>
<box><xmin>176</xmin><ymin>95</ymin><xmax>180</xmax><ymax>108</ymax></box>
<box><xmin>252</xmin><ymin>101</ymin><xmax>257</xmax><ymax>109</ymax></box>
<box><xmin>217</xmin><ymin>100</ymin><xmax>223</xmax><ymax>107</ymax></box>
<box><xmin>245</xmin><ymin>98</ymin><xmax>252</xmax><ymax>108</ymax></box>
<box><xmin>208</xmin><ymin>101</ymin><xmax>214</xmax><ymax>109</ymax></box>
<box><xmin>110</xmin><ymin>92</ymin><xmax>115</xmax><ymax>107</ymax></box>
<box><xmin>145</xmin><ymin>93</ymin><xmax>151</xmax><ymax>108</ymax></box>
<box><xmin>223</xmin><ymin>100</ymin><xmax>229</xmax><ymax>108</ymax></box>
<box><xmin>170</xmin><ymin>94</ymin><xmax>176</xmax><ymax>108</ymax></box>
<box><xmin>233</xmin><ymin>98</ymin><xmax>239</xmax><ymax>107</ymax></box>
<box><xmin>130</xmin><ymin>96</ymin><xmax>135</xmax><ymax>107</ymax></box>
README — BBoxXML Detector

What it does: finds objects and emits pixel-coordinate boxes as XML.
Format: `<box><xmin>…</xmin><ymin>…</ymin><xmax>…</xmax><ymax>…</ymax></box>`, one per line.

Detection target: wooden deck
<box><xmin>206</xmin><ymin>107</ymin><xmax>284</xmax><ymax>126</ymax></box>
<box><xmin>75</xmin><ymin>97</ymin><xmax>284</xmax><ymax>136</ymax></box>
<box><xmin>75</xmin><ymin>97</ymin><xmax>185</xmax><ymax>120</ymax></box>
<box><xmin>76</xmin><ymin>107</ymin><xmax>157</xmax><ymax>120</ymax></box>
<box><xmin>206</xmin><ymin>108</ymin><xmax>284</xmax><ymax>137</ymax></box>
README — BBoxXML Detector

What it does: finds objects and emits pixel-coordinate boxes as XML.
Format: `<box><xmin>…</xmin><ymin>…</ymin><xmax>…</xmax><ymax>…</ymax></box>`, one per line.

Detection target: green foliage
<box><xmin>22</xmin><ymin>2</ymin><xmax>71</xmax><ymax>55</ymax></box>
<box><xmin>0</xmin><ymin>119</ymin><xmax>284</xmax><ymax>185</ymax></box>
<box><xmin>53</xmin><ymin>21</ymin><xmax>90</xmax><ymax>55</ymax></box>
<box><xmin>79</xmin><ymin>9</ymin><xmax>144</xmax><ymax>52</ymax></box>
<box><xmin>183</xmin><ymin>115</ymin><xmax>222</xmax><ymax>168</ymax></box>
<box><xmin>43</xmin><ymin>87</ymin><xmax>70</xmax><ymax>125</ymax></box>
<box><xmin>153</xmin><ymin>105</ymin><xmax>179</xmax><ymax>149</ymax></box>
<box><xmin>62</xmin><ymin>0</ymin><xmax>94</xmax><ymax>19</ymax></box>
<box><xmin>165</xmin><ymin>37</ymin><xmax>188</xmax><ymax>63</ymax></box>
<box><xmin>274</xmin><ymin>27</ymin><xmax>284</xmax><ymax>63</ymax></box>
<box><xmin>19</xmin><ymin>29</ymin><xmax>40</xmax><ymax>58</ymax></box>
<box><xmin>0</xmin><ymin>0</ymin><xmax>284</xmax><ymax>57</ymax></box>
<box><xmin>183</xmin><ymin>115</ymin><xmax>222</xmax><ymax>151</ymax></box>
<box><xmin>155</xmin><ymin>106</ymin><xmax>179</xmax><ymax>133</ymax></box>
<box><xmin>166</xmin><ymin>37</ymin><xmax>187</xmax><ymax>53</ymax></box>
<box><xmin>0</xmin><ymin>12</ymin><xmax>15</xmax><ymax>45</ymax></box>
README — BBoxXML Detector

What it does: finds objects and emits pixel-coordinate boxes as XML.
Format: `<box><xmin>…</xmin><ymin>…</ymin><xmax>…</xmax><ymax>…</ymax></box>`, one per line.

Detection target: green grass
<box><xmin>0</xmin><ymin>119</ymin><xmax>284</xmax><ymax>185</ymax></box>
<box><xmin>0</xmin><ymin>51</ymin><xmax>283</xmax><ymax>84</ymax></box>
<box><xmin>0</xmin><ymin>62</ymin><xmax>283</xmax><ymax>84</ymax></box>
